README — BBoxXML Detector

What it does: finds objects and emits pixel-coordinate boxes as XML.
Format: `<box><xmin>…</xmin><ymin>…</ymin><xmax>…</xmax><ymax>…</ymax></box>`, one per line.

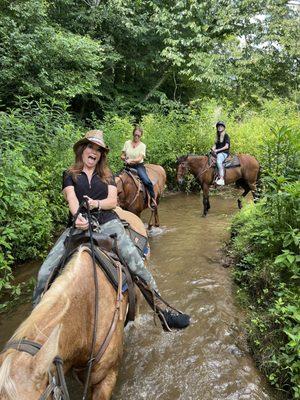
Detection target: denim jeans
<box><xmin>216</xmin><ymin>152</ymin><xmax>228</xmax><ymax>178</ymax></box>
<box><xmin>33</xmin><ymin>218</ymin><xmax>157</xmax><ymax>305</ymax></box>
<box><xmin>131</xmin><ymin>164</ymin><xmax>155</xmax><ymax>198</ymax></box>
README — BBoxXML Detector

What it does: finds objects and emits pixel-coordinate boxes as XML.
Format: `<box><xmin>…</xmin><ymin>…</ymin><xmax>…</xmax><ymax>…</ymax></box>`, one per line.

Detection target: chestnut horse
<box><xmin>0</xmin><ymin>208</ymin><xmax>146</xmax><ymax>400</ymax></box>
<box><xmin>176</xmin><ymin>154</ymin><xmax>260</xmax><ymax>216</ymax></box>
<box><xmin>115</xmin><ymin>164</ymin><xmax>166</xmax><ymax>228</ymax></box>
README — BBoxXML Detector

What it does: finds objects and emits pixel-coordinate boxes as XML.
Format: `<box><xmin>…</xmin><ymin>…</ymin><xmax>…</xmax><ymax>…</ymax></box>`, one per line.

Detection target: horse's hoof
<box><xmin>237</xmin><ymin>200</ymin><xmax>242</xmax><ymax>209</ymax></box>
<box><xmin>202</xmin><ymin>214</ymin><xmax>207</xmax><ymax>218</ymax></box>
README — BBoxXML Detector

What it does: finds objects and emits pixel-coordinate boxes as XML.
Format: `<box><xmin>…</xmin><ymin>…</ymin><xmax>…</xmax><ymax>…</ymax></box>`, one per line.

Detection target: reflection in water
<box><xmin>0</xmin><ymin>193</ymin><xmax>277</xmax><ymax>400</ymax></box>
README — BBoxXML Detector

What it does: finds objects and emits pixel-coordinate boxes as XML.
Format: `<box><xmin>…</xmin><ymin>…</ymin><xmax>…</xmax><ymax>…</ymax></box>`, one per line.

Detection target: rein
<box><xmin>198</xmin><ymin>157</ymin><xmax>215</xmax><ymax>177</ymax></box>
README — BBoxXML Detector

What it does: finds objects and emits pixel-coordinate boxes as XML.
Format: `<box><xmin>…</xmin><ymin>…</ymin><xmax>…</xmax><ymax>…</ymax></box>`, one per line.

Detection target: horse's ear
<box><xmin>32</xmin><ymin>324</ymin><xmax>61</xmax><ymax>382</ymax></box>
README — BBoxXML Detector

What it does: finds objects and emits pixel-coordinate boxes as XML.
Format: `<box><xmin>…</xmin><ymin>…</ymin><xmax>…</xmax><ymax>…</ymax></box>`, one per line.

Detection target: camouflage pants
<box><xmin>33</xmin><ymin>218</ymin><xmax>157</xmax><ymax>305</ymax></box>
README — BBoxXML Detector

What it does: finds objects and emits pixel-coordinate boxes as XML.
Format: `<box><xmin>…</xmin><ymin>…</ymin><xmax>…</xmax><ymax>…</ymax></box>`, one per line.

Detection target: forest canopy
<box><xmin>0</xmin><ymin>0</ymin><xmax>299</xmax><ymax>118</ymax></box>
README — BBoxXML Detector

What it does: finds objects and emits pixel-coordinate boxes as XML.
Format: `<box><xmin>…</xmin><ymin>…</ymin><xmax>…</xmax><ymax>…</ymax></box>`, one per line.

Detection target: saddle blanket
<box><xmin>223</xmin><ymin>155</ymin><xmax>240</xmax><ymax>168</ymax></box>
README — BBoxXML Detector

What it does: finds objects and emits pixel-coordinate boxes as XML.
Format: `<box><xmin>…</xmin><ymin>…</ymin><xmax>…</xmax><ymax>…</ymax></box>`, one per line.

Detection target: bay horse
<box><xmin>0</xmin><ymin>208</ymin><xmax>146</xmax><ymax>400</ymax></box>
<box><xmin>115</xmin><ymin>164</ymin><xmax>166</xmax><ymax>228</ymax></box>
<box><xmin>176</xmin><ymin>154</ymin><xmax>260</xmax><ymax>216</ymax></box>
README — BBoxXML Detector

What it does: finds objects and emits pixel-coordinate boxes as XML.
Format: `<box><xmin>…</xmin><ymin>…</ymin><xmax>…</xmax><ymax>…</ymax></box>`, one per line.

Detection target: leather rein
<box><xmin>2</xmin><ymin>200</ymin><xmax>125</xmax><ymax>400</ymax></box>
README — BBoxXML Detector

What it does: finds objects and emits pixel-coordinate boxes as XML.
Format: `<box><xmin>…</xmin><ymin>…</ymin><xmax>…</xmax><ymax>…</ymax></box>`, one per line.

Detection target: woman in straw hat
<box><xmin>33</xmin><ymin>130</ymin><xmax>190</xmax><ymax>331</ymax></box>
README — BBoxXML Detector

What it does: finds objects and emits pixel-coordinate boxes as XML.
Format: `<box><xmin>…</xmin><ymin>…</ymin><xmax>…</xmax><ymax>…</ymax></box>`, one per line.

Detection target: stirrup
<box><xmin>157</xmin><ymin>309</ymin><xmax>190</xmax><ymax>332</ymax></box>
<box><xmin>150</xmin><ymin>198</ymin><xmax>157</xmax><ymax>210</ymax></box>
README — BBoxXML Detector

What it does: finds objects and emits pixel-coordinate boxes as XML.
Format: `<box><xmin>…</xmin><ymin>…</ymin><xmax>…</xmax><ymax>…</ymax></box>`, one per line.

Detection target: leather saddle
<box><xmin>223</xmin><ymin>155</ymin><xmax>241</xmax><ymax>168</ymax></box>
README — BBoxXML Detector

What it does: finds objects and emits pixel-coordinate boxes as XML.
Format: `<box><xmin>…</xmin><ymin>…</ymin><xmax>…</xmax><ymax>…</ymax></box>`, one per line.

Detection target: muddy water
<box><xmin>0</xmin><ymin>193</ymin><xmax>277</xmax><ymax>400</ymax></box>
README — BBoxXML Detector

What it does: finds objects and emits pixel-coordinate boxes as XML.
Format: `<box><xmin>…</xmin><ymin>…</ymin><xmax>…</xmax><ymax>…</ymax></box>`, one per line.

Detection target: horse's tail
<box><xmin>254</xmin><ymin>166</ymin><xmax>262</xmax><ymax>202</ymax></box>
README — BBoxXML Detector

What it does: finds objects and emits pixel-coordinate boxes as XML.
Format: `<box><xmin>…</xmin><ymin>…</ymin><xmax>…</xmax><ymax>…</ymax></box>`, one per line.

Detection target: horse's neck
<box><xmin>189</xmin><ymin>156</ymin><xmax>209</xmax><ymax>177</ymax></box>
<box><xmin>14</xmin><ymin>252</ymin><xmax>93</xmax><ymax>361</ymax></box>
<box><xmin>122</xmin><ymin>173</ymin><xmax>143</xmax><ymax>211</ymax></box>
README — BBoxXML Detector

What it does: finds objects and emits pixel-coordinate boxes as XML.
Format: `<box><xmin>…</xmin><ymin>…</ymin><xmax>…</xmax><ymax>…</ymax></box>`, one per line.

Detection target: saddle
<box><xmin>223</xmin><ymin>155</ymin><xmax>241</xmax><ymax>168</ymax></box>
<box><xmin>43</xmin><ymin>222</ymin><xmax>148</xmax><ymax>324</ymax></box>
<box><xmin>210</xmin><ymin>153</ymin><xmax>241</xmax><ymax>169</ymax></box>
<box><xmin>125</xmin><ymin>167</ymin><xmax>159</xmax><ymax>186</ymax></box>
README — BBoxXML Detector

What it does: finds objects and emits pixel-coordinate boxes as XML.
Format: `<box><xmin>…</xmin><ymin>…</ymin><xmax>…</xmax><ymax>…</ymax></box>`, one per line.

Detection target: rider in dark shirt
<box><xmin>212</xmin><ymin>121</ymin><xmax>230</xmax><ymax>185</ymax></box>
<box><xmin>33</xmin><ymin>130</ymin><xmax>190</xmax><ymax>331</ymax></box>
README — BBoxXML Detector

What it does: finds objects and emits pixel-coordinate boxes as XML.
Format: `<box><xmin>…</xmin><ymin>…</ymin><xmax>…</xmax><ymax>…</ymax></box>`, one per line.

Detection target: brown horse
<box><xmin>115</xmin><ymin>164</ymin><xmax>166</xmax><ymax>228</ymax></box>
<box><xmin>0</xmin><ymin>209</ymin><xmax>146</xmax><ymax>400</ymax></box>
<box><xmin>176</xmin><ymin>154</ymin><xmax>260</xmax><ymax>216</ymax></box>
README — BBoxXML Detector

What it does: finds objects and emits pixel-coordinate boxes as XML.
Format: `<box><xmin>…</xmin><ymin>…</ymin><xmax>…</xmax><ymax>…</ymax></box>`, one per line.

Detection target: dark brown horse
<box><xmin>115</xmin><ymin>164</ymin><xmax>166</xmax><ymax>228</ymax></box>
<box><xmin>176</xmin><ymin>154</ymin><xmax>260</xmax><ymax>216</ymax></box>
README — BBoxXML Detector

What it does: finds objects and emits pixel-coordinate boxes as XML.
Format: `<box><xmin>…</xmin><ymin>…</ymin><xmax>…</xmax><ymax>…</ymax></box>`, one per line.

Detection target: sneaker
<box><xmin>215</xmin><ymin>178</ymin><xmax>225</xmax><ymax>186</ymax></box>
<box><xmin>158</xmin><ymin>309</ymin><xmax>190</xmax><ymax>331</ymax></box>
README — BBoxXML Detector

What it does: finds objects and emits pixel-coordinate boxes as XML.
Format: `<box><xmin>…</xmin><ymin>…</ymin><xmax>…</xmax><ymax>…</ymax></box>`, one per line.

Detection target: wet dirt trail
<box><xmin>0</xmin><ymin>192</ymin><xmax>278</xmax><ymax>400</ymax></box>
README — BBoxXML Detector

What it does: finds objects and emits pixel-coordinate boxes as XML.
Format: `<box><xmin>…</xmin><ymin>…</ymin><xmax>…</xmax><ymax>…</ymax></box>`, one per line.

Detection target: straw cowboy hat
<box><xmin>73</xmin><ymin>130</ymin><xmax>109</xmax><ymax>153</ymax></box>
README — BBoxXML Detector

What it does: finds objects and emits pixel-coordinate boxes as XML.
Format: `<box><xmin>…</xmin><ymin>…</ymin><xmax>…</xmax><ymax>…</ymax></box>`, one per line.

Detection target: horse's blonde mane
<box><xmin>0</xmin><ymin>249</ymin><xmax>92</xmax><ymax>399</ymax></box>
<box><xmin>12</xmin><ymin>249</ymin><xmax>87</xmax><ymax>340</ymax></box>
<box><xmin>0</xmin><ymin>354</ymin><xmax>18</xmax><ymax>400</ymax></box>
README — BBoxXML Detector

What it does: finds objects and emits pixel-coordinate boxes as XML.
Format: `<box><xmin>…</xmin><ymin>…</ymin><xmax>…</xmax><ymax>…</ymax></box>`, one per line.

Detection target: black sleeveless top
<box><xmin>62</xmin><ymin>171</ymin><xmax>118</xmax><ymax>226</ymax></box>
<box><xmin>216</xmin><ymin>133</ymin><xmax>230</xmax><ymax>154</ymax></box>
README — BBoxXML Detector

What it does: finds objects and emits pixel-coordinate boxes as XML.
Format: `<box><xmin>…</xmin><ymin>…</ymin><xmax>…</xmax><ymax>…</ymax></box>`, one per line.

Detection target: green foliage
<box><xmin>0</xmin><ymin>100</ymin><xmax>83</xmax><ymax>305</ymax></box>
<box><xmin>0</xmin><ymin>0</ymin><xmax>105</xmax><ymax>106</ymax></box>
<box><xmin>0</xmin><ymin>0</ymin><xmax>299</xmax><ymax>115</ymax></box>
<box><xmin>230</xmin><ymin>124</ymin><xmax>300</xmax><ymax>398</ymax></box>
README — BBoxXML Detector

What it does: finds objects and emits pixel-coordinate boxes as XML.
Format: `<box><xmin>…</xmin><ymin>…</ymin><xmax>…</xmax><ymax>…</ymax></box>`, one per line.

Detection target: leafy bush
<box><xmin>230</xmin><ymin>124</ymin><xmax>300</xmax><ymax>398</ymax></box>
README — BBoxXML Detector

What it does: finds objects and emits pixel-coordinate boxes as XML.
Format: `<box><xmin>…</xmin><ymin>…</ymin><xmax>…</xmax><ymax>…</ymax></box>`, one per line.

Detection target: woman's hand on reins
<box><xmin>75</xmin><ymin>213</ymin><xmax>89</xmax><ymax>230</ymax></box>
<box><xmin>83</xmin><ymin>195</ymin><xmax>99</xmax><ymax>210</ymax></box>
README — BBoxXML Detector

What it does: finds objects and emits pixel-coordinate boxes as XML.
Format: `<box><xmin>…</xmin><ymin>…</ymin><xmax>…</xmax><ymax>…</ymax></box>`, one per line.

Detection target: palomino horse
<box><xmin>176</xmin><ymin>154</ymin><xmax>260</xmax><ymax>216</ymax></box>
<box><xmin>0</xmin><ymin>208</ymin><xmax>146</xmax><ymax>400</ymax></box>
<box><xmin>115</xmin><ymin>164</ymin><xmax>166</xmax><ymax>228</ymax></box>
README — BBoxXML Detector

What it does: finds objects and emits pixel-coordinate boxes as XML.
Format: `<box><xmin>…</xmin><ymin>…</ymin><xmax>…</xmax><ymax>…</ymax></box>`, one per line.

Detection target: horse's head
<box><xmin>176</xmin><ymin>155</ymin><xmax>189</xmax><ymax>185</ymax></box>
<box><xmin>115</xmin><ymin>174</ymin><xmax>126</xmax><ymax>208</ymax></box>
<box><xmin>0</xmin><ymin>325</ymin><xmax>61</xmax><ymax>400</ymax></box>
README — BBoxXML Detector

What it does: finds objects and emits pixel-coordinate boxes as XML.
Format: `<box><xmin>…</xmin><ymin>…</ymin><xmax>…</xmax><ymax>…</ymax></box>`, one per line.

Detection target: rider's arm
<box><xmin>127</xmin><ymin>142</ymin><xmax>146</xmax><ymax>164</ymax></box>
<box><xmin>126</xmin><ymin>154</ymin><xmax>144</xmax><ymax>164</ymax></box>
<box><xmin>81</xmin><ymin>185</ymin><xmax>118</xmax><ymax>211</ymax></box>
<box><xmin>121</xmin><ymin>151</ymin><xmax>127</xmax><ymax>161</ymax></box>
<box><xmin>215</xmin><ymin>143</ymin><xmax>229</xmax><ymax>153</ymax></box>
<box><xmin>63</xmin><ymin>186</ymin><xmax>88</xmax><ymax>230</ymax></box>
<box><xmin>63</xmin><ymin>186</ymin><xmax>80</xmax><ymax>216</ymax></box>
<box><xmin>97</xmin><ymin>185</ymin><xmax>118</xmax><ymax>209</ymax></box>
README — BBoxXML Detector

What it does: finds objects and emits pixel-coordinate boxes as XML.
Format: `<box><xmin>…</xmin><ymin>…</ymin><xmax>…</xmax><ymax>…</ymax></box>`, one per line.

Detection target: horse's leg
<box><xmin>154</xmin><ymin>209</ymin><xmax>160</xmax><ymax>227</ymax></box>
<box><xmin>237</xmin><ymin>181</ymin><xmax>250</xmax><ymax>209</ymax></box>
<box><xmin>202</xmin><ymin>183</ymin><xmax>210</xmax><ymax>217</ymax></box>
<box><xmin>148</xmin><ymin>210</ymin><xmax>154</xmax><ymax>230</ymax></box>
<box><xmin>92</xmin><ymin>369</ymin><xmax>118</xmax><ymax>400</ymax></box>
<box><xmin>249</xmin><ymin>182</ymin><xmax>258</xmax><ymax>203</ymax></box>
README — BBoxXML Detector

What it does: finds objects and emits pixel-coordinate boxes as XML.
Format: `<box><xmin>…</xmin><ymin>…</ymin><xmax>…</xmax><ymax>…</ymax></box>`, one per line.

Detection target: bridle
<box><xmin>1</xmin><ymin>199</ymin><xmax>124</xmax><ymax>400</ymax></box>
<box><xmin>177</xmin><ymin>154</ymin><xmax>215</xmax><ymax>182</ymax></box>
<box><xmin>2</xmin><ymin>339</ymin><xmax>69</xmax><ymax>400</ymax></box>
<box><xmin>177</xmin><ymin>160</ymin><xmax>189</xmax><ymax>182</ymax></box>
